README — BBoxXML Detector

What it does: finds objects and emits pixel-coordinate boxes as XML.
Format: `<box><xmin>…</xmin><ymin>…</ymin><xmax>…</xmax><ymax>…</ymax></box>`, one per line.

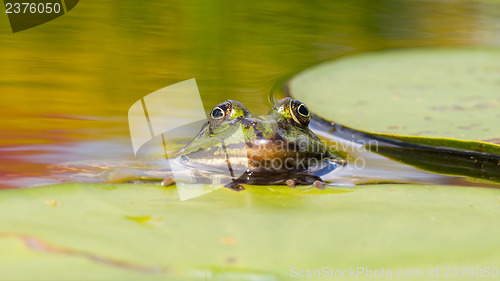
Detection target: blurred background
<box><xmin>0</xmin><ymin>0</ymin><xmax>499</xmax><ymax>189</ymax></box>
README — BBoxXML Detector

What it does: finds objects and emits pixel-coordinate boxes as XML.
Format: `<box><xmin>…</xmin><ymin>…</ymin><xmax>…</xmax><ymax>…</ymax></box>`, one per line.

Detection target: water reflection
<box><xmin>0</xmin><ymin>0</ymin><xmax>499</xmax><ymax>188</ymax></box>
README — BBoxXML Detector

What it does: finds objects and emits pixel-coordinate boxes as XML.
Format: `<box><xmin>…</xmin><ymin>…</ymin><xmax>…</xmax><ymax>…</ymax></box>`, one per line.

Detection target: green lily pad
<box><xmin>289</xmin><ymin>48</ymin><xmax>500</xmax><ymax>142</ymax></box>
<box><xmin>288</xmin><ymin>49</ymin><xmax>500</xmax><ymax>182</ymax></box>
<box><xmin>1</xmin><ymin>183</ymin><xmax>500</xmax><ymax>280</ymax></box>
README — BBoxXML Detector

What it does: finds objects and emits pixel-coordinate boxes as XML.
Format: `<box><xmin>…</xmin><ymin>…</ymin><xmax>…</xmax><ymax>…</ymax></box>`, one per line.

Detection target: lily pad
<box><xmin>289</xmin><ymin>48</ymin><xmax>500</xmax><ymax>141</ymax></box>
<box><xmin>1</xmin><ymin>183</ymin><xmax>500</xmax><ymax>280</ymax></box>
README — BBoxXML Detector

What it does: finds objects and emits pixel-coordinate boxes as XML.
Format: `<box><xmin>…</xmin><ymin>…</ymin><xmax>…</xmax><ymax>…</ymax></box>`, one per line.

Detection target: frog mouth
<box><xmin>176</xmin><ymin>153</ymin><xmax>341</xmax><ymax>187</ymax></box>
<box><xmin>177</xmin><ymin>153</ymin><xmax>250</xmax><ymax>174</ymax></box>
<box><xmin>178</xmin><ymin>150</ymin><xmax>340</xmax><ymax>175</ymax></box>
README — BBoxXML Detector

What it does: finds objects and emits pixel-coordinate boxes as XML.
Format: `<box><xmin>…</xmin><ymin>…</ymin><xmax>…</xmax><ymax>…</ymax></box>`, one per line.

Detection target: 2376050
<box><xmin>5</xmin><ymin>2</ymin><xmax>62</xmax><ymax>14</ymax></box>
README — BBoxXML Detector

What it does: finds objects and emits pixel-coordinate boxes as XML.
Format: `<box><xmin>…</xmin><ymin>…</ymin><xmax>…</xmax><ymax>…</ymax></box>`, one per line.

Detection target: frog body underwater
<box><xmin>174</xmin><ymin>97</ymin><xmax>342</xmax><ymax>189</ymax></box>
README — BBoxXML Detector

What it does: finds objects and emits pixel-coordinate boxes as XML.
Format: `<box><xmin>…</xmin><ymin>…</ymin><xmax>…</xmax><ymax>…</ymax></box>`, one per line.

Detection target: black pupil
<box><xmin>298</xmin><ymin>104</ymin><xmax>309</xmax><ymax>116</ymax></box>
<box><xmin>212</xmin><ymin>108</ymin><xmax>224</xmax><ymax>118</ymax></box>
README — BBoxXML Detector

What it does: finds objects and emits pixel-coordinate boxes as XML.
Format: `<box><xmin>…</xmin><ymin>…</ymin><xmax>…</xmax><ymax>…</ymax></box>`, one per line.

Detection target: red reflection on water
<box><xmin>0</xmin><ymin>116</ymin><xmax>133</xmax><ymax>189</ymax></box>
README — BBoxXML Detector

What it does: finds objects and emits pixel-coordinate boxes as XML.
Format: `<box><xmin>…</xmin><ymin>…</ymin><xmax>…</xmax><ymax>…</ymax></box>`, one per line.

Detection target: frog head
<box><xmin>179</xmin><ymin>98</ymin><xmax>332</xmax><ymax>174</ymax></box>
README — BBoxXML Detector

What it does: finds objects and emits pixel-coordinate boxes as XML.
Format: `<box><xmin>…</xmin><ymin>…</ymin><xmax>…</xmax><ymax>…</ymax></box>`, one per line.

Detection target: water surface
<box><xmin>1</xmin><ymin>0</ymin><xmax>499</xmax><ymax>188</ymax></box>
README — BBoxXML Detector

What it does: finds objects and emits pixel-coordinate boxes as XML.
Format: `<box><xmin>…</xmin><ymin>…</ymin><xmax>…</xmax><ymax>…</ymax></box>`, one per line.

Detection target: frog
<box><xmin>48</xmin><ymin>98</ymin><xmax>344</xmax><ymax>190</ymax></box>
<box><xmin>163</xmin><ymin>97</ymin><xmax>343</xmax><ymax>190</ymax></box>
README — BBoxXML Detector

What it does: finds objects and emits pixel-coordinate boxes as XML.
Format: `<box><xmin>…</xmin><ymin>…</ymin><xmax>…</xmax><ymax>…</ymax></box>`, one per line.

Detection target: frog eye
<box><xmin>209</xmin><ymin>101</ymin><xmax>235</xmax><ymax>132</ymax></box>
<box><xmin>290</xmin><ymin>99</ymin><xmax>310</xmax><ymax>126</ymax></box>
<box><xmin>211</xmin><ymin>107</ymin><xmax>225</xmax><ymax>119</ymax></box>
<box><xmin>210</xmin><ymin>101</ymin><xmax>232</xmax><ymax>120</ymax></box>
<box><xmin>297</xmin><ymin>104</ymin><xmax>309</xmax><ymax>117</ymax></box>
<box><xmin>209</xmin><ymin>100</ymin><xmax>249</xmax><ymax>131</ymax></box>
